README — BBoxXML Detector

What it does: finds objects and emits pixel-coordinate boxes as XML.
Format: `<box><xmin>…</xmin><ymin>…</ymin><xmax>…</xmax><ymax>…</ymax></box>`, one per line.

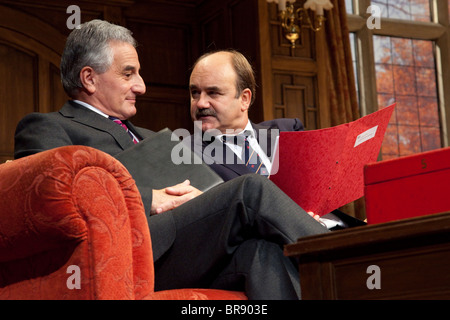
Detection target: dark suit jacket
<box><xmin>188</xmin><ymin>118</ymin><xmax>304</xmax><ymax>181</ymax></box>
<box><xmin>14</xmin><ymin>100</ymin><xmax>176</xmax><ymax>260</ymax></box>
<box><xmin>14</xmin><ymin>100</ymin><xmax>154</xmax><ymax>158</ymax></box>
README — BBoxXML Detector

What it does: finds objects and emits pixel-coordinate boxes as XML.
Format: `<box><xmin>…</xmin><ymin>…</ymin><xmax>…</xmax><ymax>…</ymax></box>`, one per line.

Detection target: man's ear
<box><xmin>240</xmin><ymin>88</ymin><xmax>252</xmax><ymax>111</ymax></box>
<box><xmin>79</xmin><ymin>66</ymin><xmax>96</xmax><ymax>94</ymax></box>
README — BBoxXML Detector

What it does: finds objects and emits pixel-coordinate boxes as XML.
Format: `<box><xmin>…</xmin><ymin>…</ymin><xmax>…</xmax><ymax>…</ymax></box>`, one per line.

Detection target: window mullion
<box><xmin>372</xmin><ymin>19</ymin><xmax>445</xmax><ymax>40</ymax></box>
<box><xmin>356</xmin><ymin>27</ymin><xmax>378</xmax><ymax>117</ymax></box>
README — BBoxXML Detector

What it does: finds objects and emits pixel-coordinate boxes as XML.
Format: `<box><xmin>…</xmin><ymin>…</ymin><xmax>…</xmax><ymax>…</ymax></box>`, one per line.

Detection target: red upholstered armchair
<box><xmin>0</xmin><ymin>146</ymin><xmax>246</xmax><ymax>300</ymax></box>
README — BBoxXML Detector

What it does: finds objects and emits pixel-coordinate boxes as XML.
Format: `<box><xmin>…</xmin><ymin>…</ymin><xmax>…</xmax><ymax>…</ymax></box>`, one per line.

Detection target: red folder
<box><xmin>269</xmin><ymin>103</ymin><xmax>395</xmax><ymax>216</ymax></box>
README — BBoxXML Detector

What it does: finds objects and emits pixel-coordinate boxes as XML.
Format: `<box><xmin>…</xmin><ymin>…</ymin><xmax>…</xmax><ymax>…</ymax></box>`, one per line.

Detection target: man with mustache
<box><xmin>14</xmin><ymin>19</ymin><xmax>329</xmax><ymax>300</ymax></box>
<box><xmin>189</xmin><ymin>50</ymin><xmax>304</xmax><ymax>181</ymax></box>
<box><xmin>188</xmin><ymin>49</ymin><xmax>365</xmax><ymax>229</ymax></box>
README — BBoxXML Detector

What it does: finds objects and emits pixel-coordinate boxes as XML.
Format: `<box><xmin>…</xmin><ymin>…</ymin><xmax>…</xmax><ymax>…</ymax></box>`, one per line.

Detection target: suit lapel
<box><xmin>198</xmin><ymin>132</ymin><xmax>254</xmax><ymax>177</ymax></box>
<box><xmin>197</xmin><ymin>122</ymin><xmax>282</xmax><ymax>176</ymax></box>
<box><xmin>60</xmin><ymin>101</ymin><xmax>135</xmax><ymax>150</ymax></box>
<box><xmin>123</xmin><ymin>120</ymin><xmax>146</xmax><ymax>141</ymax></box>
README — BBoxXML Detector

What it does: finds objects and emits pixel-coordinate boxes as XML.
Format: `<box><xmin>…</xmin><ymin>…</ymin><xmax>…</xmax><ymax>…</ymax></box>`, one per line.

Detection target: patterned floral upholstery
<box><xmin>0</xmin><ymin>146</ymin><xmax>246</xmax><ymax>300</ymax></box>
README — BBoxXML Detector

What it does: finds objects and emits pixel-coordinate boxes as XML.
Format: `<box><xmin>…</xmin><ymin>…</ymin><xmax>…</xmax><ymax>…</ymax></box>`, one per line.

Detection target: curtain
<box><xmin>325</xmin><ymin>0</ymin><xmax>360</xmax><ymax>126</ymax></box>
<box><xmin>324</xmin><ymin>0</ymin><xmax>365</xmax><ymax>219</ymax></box>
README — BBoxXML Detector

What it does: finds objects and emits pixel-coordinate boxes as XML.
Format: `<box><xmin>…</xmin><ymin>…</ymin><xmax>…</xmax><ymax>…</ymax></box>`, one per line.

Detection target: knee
<box><xmin>239</xmin><ymin>173</ymin><xmax>270</xmax><ymax>190</ymax></box>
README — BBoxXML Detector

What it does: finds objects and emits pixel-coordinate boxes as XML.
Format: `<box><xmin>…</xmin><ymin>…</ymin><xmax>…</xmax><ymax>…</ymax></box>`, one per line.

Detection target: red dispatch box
<box><xmin>364</xmin><ymin>147</ymin><xmax>450</xmax><ymax>224</ymax></box>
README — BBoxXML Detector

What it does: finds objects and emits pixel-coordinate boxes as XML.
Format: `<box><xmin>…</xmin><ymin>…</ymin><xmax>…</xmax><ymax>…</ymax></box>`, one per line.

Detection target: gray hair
<box><xmin>60</xmin><ymin>19</ymin><xmax>137</xmax><ymax>97</ymax></box>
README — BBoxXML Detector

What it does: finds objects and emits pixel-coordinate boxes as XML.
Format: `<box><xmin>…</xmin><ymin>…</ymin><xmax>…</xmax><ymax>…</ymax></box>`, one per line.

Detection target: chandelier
<box><xmin>267</xmin><ymin>0</ymin><xmax>333</xmax><ymax>48</ymax></box>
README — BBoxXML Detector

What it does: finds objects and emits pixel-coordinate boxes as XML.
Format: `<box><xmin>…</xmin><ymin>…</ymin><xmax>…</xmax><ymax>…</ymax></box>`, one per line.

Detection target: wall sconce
<box><xmin>267</xmin><ymin>0</ymin><xmax>333</xmax><ymax>49</ymax></box>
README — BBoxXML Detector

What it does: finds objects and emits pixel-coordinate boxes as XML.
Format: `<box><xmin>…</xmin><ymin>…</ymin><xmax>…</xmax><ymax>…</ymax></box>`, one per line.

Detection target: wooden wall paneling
<box><xmin>229</xmin><ymin>0</ymin><xmax>264</xmax><ymax>123</ymax></box>
<box><xmin>0</xmin><ymin>42</ymin><xmax>37</xmax><ymax>162</ymax></box>
<box><xmin>38</xmin><ymin>57</ymin><xmax>51</xmax><ymax>114</ymax></box>
<box><xmin>273</xmin><ymin>73</ymin><xmax>317</xmax><ymax>129</ymax></box>
<box><xmin>128</xmin><ymin>20</ymin><xmax>192</xmax><ymax>88</ymax></box>
<box><xmin>124</xmin><ymin>1</ymin><xmax>196</xmax><ymax>131</ymax></box>
<box><xmin>264</xmin><ymin>0</ymin><xmax>322</xmax><ymax>129</ymax></box>
<box><xmin>131</xmin><ymin>87</ymin><xmax>191</xmax><ymax>132</ymax></box>
<box><xmin>271</xmin><ymin>66</ymin><xmax>319</xmax><ymax>129</ymax></box>
<box><xmin>125</xmin><ymin>19</ymin><xmax>193</xmax><ymax>131</ymax></box>
<box><xmin>50</xmin><ymin>63</ymin><xmax>69</xmax><ymax>111</ymax></box>
<box><xmin>273</xmin><ymin>73</ymin><xmax>292</xmax><ymax>118</ymax></box>
<box><xmin>0</xmin><ymin>4</ymin><xmax>66</xmax><ymax>56</ymax></box>
<box><xmin>0</xmin><ymin>0</ymin><xmax>106</xmax><ymax>38</ymax></box>
<box><xmin>200</xmin><ymin>9</ymin><xmax>229</xmax><ymax>51</ymax></box>
<box><xmin>0</xmin><ymin>6</ymin><xmax>77</xmax><ymax>114</ymax></box>
<box><xmin>229</xmin><ymin>0</ymin><xmax>259</xmax><ymax>56</ymax></box>
<box><xmin>258</xmin><ymin>0</ymin><xmax>275</xmax><ymax>121</ymax></box>
<box><xmin>271</xmin><ymin>55</ymin><xmax>317</xmax><ymax>73</ymax></box>
<box><xmin>196</xmin><ymin>0</ymin><xmax>229</xmax><ymax>51</ymax></box>
<box><xmin>103</xmin><ymin>4</ymin><xmax>126</xmax><ymax>25</ymax></box>
<box><xmin>0</xmin><ymin>4</ymin><xmax>68</xmax><ymax>161</ymax></box>
<box><xmin>196</xmin><ymin>0</ymin><xmax>264</xmax><ymax>123</ymax></box>
<box><xmin>197</xmin><ymin>0</ymin><xmax>260</xmax><ymax>54</ymax></box>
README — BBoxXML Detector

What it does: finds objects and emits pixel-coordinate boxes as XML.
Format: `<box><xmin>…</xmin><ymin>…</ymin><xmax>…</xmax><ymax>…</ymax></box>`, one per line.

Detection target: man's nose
<box><xmin>133</xmin><ymin>74</ymin><xmax>146</xmax><ymax>95</ymax></box>
<box><xmin>196</xmin><ymin>92</ymin><xmax>210</xmax><ymax>109</ymax></box>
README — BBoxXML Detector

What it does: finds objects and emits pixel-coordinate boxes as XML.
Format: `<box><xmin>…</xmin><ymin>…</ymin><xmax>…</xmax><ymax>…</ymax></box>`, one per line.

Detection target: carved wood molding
<box><xmin>0</xmin><ymin>5</ymin><xmax>66</xmax><ymax>55</ymax></box>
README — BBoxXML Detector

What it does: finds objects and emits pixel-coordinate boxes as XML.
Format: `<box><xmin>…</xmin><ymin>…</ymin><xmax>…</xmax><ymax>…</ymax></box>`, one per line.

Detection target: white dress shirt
<box><xmin>216</xmin><ymin>121</ymin><xmax>272</xmax><ymax>174</ymax></box>
<box><xmin>73</xmin><ymin>100</ymin><xmax>139</xmax><ymax>142</ymax></box>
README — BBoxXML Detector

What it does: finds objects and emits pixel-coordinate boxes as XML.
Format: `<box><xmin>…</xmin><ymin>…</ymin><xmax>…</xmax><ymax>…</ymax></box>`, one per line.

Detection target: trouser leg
<box><xmin>211</xmin><ymin>239</ymin><xmax>301</xmax><ymax>300</ymax></box>
<box><xmin>152</xmin><ymin>174</ymin><xmax>327</xmax><ymax>297</ymax></box>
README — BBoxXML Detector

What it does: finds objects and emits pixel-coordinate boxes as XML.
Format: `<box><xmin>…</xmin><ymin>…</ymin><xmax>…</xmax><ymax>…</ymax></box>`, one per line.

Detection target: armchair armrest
<box><xmin>0</xmin><ymin>146</ymin><xmax>154</xmax><ymax>299</ymax></box>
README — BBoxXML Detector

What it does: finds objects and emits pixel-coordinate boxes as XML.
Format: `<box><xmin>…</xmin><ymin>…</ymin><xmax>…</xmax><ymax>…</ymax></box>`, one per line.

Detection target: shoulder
<box><xmin>17</xmin><ymin>101</ymin><xmax>82</xmax><ymax>126</ymax></box>
<box><xmin>256</xmin><ymin>118</ymin><xmax>304</xmax><ymax>132</ymax></box>
<box><xmin>16</xmin><ymin>111</ymin><xmax>62</xmax><ymax>130</ymax></box>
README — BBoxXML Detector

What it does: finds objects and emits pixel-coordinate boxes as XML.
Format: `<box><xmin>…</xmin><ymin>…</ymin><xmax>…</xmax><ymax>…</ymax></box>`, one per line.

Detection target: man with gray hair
<box><xmin>14</xmin><ymin>19</ymin><xmax>328</xmax><ymax>300</ymax></box>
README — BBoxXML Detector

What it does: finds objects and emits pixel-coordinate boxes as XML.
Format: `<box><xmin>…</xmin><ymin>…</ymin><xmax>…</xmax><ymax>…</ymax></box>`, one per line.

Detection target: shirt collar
<box><xmin>216</xmin><ymin>120</ymin><xmax>255</xmax><ymax>143</ymax></box>
<box><xmin>73</xmin><ymin>100</ymin><xmax>109</xmax><ymax>118</ymax></box>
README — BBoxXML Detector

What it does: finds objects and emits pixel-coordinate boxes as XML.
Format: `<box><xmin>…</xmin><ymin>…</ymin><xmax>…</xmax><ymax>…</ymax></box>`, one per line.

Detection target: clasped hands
<box><xmin>151</xmin><ymin>179</ymin><xmax>203</xmax><ymax>214</ymax></box>
<box><xmin>151</xmin><ymin>180</ymin><xmax>323</xmax><ymax>224</ymax></box>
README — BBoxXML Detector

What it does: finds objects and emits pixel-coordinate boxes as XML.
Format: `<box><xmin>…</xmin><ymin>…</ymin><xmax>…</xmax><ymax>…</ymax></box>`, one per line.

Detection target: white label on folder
<box><xmin>354</xmin><ymin>125</ymin><xmax>378</xmax><ymax>147</ymax></box>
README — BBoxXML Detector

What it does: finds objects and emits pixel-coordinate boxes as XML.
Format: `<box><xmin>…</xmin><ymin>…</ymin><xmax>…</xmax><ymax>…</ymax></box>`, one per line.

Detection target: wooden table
<box><xmin>284</xmin><ymin>211</ymin><xmax>450</xmax><ymax>299</ymax></box>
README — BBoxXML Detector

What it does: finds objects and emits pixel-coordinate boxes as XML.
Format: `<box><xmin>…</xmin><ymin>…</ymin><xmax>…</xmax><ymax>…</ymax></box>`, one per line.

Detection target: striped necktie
<box><xmin>109</xmin><ymin>116</ymin><xmax>139</xmax><ymax>144</ymax></box>
<box><xmin>243</xmin><ymin>134</ymin><xmax>269</xmax><ymax>176</ymax></box>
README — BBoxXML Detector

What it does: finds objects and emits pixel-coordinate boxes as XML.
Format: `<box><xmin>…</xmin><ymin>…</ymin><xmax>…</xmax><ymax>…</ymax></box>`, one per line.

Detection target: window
<box><xmin>347</xmin><ymin>0</ymin><xmax>450</xmax><ymax>160</ymax></box>
<box><xmin>373</xmin><ymin>0</ymin><xmax>431</xmax><ymax>22</ymax></box>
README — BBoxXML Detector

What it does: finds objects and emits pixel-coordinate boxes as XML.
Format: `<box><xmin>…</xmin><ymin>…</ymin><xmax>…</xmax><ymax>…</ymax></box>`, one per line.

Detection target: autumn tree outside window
<box><xmin>345</xmin><ymin>0</ymin><xmax>450</xmax><ymax>160</ymax></box>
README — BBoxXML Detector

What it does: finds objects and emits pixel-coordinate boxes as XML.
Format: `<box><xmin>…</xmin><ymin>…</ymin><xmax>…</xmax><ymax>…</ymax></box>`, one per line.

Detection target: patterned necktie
<box><xmin>244</xmin><ymin>135</ymin><xmax>269</xmax><ymax>176</ymax></box>
<box><xmin>109</xmin><ymin>116</ymin><xmax>139</xmax><ymax>144</ymax></box>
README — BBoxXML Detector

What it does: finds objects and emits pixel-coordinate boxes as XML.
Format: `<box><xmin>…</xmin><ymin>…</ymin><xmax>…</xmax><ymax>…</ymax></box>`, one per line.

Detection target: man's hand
<box><xmin>151</xmin><ymin>180</ymin><xmax>203</xmax><ymax>214</ymax></box>
<box><xmin>307</xmin><ymin>211</ymin><xmax>321</xmax><ymax>221</ymax></box>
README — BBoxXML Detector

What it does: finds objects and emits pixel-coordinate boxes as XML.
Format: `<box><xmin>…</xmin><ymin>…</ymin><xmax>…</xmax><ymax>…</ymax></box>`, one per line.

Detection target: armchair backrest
<box><xmin>0</xmin><ymin>146</ymin><xmax>154</xmax><ymax>299</ymax></box>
